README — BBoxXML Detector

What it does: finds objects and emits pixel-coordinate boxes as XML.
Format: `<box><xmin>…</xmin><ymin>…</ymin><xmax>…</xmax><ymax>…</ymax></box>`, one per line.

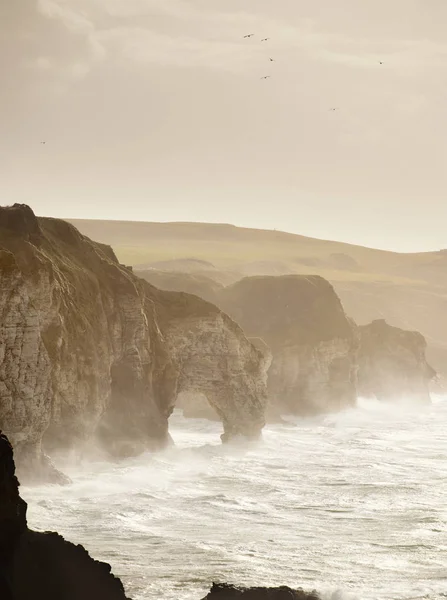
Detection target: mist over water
<box><xmin>23</xmin><ymin>398</ymin><xmax>447</xmax><ymax>600</ymax></box>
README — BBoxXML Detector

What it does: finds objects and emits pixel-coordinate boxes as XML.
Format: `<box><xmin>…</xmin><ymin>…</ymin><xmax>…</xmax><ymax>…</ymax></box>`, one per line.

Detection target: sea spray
<box><xmin>23</xmin><ymin>399</ymin><xmax>447</xmax><ymax>600</ymax></box>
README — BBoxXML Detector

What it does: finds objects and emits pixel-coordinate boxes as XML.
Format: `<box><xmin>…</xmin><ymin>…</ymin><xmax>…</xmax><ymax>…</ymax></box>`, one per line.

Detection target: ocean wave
<box><xmin>22</xmin><ymin>400</ymin><xmax>447</xmax><ymax>600</ymax></box>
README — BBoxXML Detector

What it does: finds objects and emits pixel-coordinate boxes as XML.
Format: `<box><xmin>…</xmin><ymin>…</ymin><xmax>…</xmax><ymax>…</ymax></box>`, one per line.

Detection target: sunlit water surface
<box><xmin>23</xmin><ymin>397</ymin><xmax>447</xmax><ymax>600</ymax></box>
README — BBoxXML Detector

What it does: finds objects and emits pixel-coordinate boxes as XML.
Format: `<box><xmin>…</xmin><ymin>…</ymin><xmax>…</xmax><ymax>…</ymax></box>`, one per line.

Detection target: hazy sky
<box><xmin>1</xmin><ymin>1</ymin><xmax>446</xmax><ymax>251</ymax></box>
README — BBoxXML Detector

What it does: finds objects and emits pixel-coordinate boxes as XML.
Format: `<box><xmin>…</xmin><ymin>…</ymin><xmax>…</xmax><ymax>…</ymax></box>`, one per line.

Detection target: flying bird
<box><xmin>329</xmin><ymin>108</ymin><xmax>339</xmax><ymax>111</ymax></box>
<box><xmin>379</xmin><ymin>61</ymin><xmax>383</xmax><ymax>65</ymax></box>
<box><xmin>261</xmin><ymin>38</ymin><xmax>270</xmax><ymax>42</ymax></box>
<box><xmin>261</xmin><ymin>76</ymin><xmax>271</xmax><ymax>79</ymax></box>
<box><xmin>269</xmin><ymin>58</ymin><xmax>275</xmax><ymax>62</ymax></box>
<box><xmin>244</xmin><ymin>34</ymin><xmax>254</xmax><ymax>38</ymax></box>
<box><xmin>40</xmin><ymin>141</ymin><xmax>46</xmax><ymax>144</ymax></box>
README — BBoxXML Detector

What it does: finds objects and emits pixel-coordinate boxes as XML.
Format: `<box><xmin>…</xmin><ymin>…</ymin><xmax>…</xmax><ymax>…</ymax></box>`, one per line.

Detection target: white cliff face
<box><xmin>0</xmin><ymin>205</ymin><xmax>268</xmax><ymax>481</ymax></box>
<box><xmin>160</xmin><ymin>311</ymin><xmax>270</xmax><ymax>440</ymax></box>
<box><xmin>0</xmin><ymin>233</ymin><xmax>167</xmax><ymax>479</ymax></box>
<box><xmin>218</xmin><ymin>275</ymin><xmax>358</xmax><ymax>417</ymax></box>
<box><xmin>268</xmin><ymin>339</ymin><xmax>357</xmax><ymax>416</ymax></box>
<box><xmin>150</xmin><ymin>273</ymin><xmax>359</xmax><ymax>419</ymax></box>
<box><xmin>175</xmin><ymin>335</ymin><xmax>272</xmax><ymax>423</ymax></box>
<box><xmin>0</xmin><ymin>252</ymin><xmax>53</xmax><ymax>463</ymax></box>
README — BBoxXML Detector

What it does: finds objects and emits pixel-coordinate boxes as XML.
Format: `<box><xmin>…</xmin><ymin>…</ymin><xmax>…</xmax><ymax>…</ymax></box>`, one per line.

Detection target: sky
<box><xmin>1</xmin><ymin>0</ymin><xmax>447</xmax><ymax>252</ymax></box>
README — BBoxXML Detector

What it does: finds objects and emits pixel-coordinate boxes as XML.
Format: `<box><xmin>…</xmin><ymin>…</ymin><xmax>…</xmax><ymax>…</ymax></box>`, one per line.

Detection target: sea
<box><xmin>23</xmin><ymin>397</ymin><xmax>447</xmax><ymax>600</ymax></box>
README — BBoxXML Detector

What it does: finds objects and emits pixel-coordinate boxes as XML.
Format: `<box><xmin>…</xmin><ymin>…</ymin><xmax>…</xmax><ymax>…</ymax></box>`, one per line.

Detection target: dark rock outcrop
<box><xmin>218</xmin><ymin>275</ymin><xmax>358</xmax><ymax>416</ymax></box>
<box><xmin>0</xmin><ymin>431</ymin><xmax>131</xmax><ymax>600</ymax></box>
<box><xmin>1</xmin><ymin>435</ymin><xmax>322</xmax><ymax>600</ymax></box>
<box><xmin>0</xmin><ymin>205</ymin><xmax>268</xmax><ymax>481</ymax></box>
<box><xmin>0</xmin><ymin>433</ymin><xmax>27</xmax><ymax>573</ymax></box>
<box><xmin>202</xmin><ymin>583</ymin><xmax>319</xmax><ymax>600</ymax></box>
<box><xmin>357</xmin><ymin>319</ymin><xmax>436</xmax><ymax>403</ymax></box>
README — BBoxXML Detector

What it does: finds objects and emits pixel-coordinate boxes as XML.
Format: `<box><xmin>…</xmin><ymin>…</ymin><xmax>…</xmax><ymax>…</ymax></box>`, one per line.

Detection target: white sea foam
<box><xmin>23</xmin><ymin>396</ymin><xmax>447</xmax><ymax>600</ymax></box>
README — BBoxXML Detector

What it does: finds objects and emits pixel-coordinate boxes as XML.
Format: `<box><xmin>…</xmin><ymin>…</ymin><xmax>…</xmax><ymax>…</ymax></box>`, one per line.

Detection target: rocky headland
<box><xmin>141</xmin><ymin>271</ymin><xmax>360</xmax><ymax>417</ymax></box>
<box><xmin>357</xmin><ymin>319</ymin><xmax>436</xmax><ymax>403</ymax></box>
<box><xmin>0</xmin><ymin>204</ymin><xmax>269</xmax><ymax>482</ymax></box>
<box><xmin>218</xmin><ymin>275</ymin><xmax>358</xmax><ymax>416</ymax></box>
<box><xmin>0</xmin><ymin>204</ymin><xmax>436</xmax><ymax>480</ymax></box>
<box><xmin>140</xmin><ymin>270</ymin><xmax>436</xmax><ymax>418</ymax></box>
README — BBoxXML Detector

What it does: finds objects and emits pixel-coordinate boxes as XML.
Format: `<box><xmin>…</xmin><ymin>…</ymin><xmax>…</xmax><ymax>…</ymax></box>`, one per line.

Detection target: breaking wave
<box><xmin>23</xmin><ymin>396</ymin><xmax>447</xmax><ymax>600</ymax></box>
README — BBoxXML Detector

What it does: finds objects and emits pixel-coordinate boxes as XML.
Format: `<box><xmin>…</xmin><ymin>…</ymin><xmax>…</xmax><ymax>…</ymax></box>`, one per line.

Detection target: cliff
<box><xmin>69</xmin><ymin>217</ymin><xmax>447</xmax><ymax>383</ymax></box>
<box><xmin>130</xmin><ymin>270</ymin><xmax>436</xmax><ymax>418</ymax></box>
<box><xmin>0</xmin><ymin>431</ymin><xmax>131</xmax><ymax>599</ymax></box>
<box><xmin>0</xmin><ymin>205</ymin><xmax>268</xmax><ymax>481</ymax></box>
<box><xmin>176</xmin><ymin>336</ymin><xmax>272</xmax><ymax>423</ymax></box>
<box><xmin>140</xmin><ymin>272</ymin><xmax>357</xmax><ymax>418</ymax></box>
<box><xmin>357</xmin><ymin>319</ymin><xmax>436</xmax><ymax>403</ymax></box>
<box><xmin>219</xmin><ymin>275</ymin><xmax>358</xmax><ymax>416</ymax></box>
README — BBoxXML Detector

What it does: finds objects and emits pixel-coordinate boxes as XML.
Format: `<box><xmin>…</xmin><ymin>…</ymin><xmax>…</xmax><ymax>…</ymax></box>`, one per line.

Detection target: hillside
<box><xmin>68</xmin><ymin>219</ymin><xmax>445</xmax><ymax>282</ymax></box>
<box><xmin>68</xmin><ymin>219</ymin><xmax>447</xmax><ymax>377</ymax></box>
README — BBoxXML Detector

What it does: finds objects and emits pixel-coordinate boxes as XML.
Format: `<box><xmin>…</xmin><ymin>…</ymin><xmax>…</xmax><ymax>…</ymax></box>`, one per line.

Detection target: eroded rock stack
<box><xmin>134</xmin><ymin>269</ymin><xmax>437</xmax><ymax>417</ymax></box>
<box><xmin>357</xmin><ymin>319</ymin><xmax>436</xmax><ymax>403</ymax></box>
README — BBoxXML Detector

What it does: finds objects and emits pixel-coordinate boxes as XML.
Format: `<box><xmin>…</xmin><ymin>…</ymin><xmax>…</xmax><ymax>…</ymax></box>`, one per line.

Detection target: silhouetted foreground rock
<box><xmin>0</xmin><ymin>431</ymin><xmax>130</xmax><ymax>600</ymax></box>
<box><xmin>202</xmin><ymin>583</ymin><xmax>320</xmax><ymax>600</ymax></box>
<box><xmin>1</xmin><ymin>433</ymin><xmax>322</xmax><ymax>600</ymax></box>
<box><xmin>0</xmin><ymin>204</ymin><xmax>268</xmax><ymax>482</ymax></box>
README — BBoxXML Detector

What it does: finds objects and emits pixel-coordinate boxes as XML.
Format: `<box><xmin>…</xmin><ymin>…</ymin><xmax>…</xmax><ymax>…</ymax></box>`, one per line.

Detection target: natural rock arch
<box><xmin>0</xmin><ymin>205</ymin><xmax>269</xmax><ymax>481</ymax></box>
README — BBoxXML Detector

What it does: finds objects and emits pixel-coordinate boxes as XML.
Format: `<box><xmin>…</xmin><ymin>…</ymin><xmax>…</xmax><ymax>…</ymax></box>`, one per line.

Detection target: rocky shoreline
<box><xmin>0</xmin><ymin>205</ymin><xmax>437</xmax><ymax>484</ymax></box>
<box><xmin>0</xmin><ymin>204</ymin><xmax>440</xmax><ymax>599</ymax></box>
<box><xmin>0</xmin><ymin>431</ymin><xmax>319</xmax><ymax>599</ymax></box>
<box><xmin>152</xmin><ymin>272</ymin><xmax>436</xmax><ymax>421</ymax></box>
<box><xmin>0</xmin><ymin>430</ymin><xmax>131</xmax><ymax>599</ymax></box>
